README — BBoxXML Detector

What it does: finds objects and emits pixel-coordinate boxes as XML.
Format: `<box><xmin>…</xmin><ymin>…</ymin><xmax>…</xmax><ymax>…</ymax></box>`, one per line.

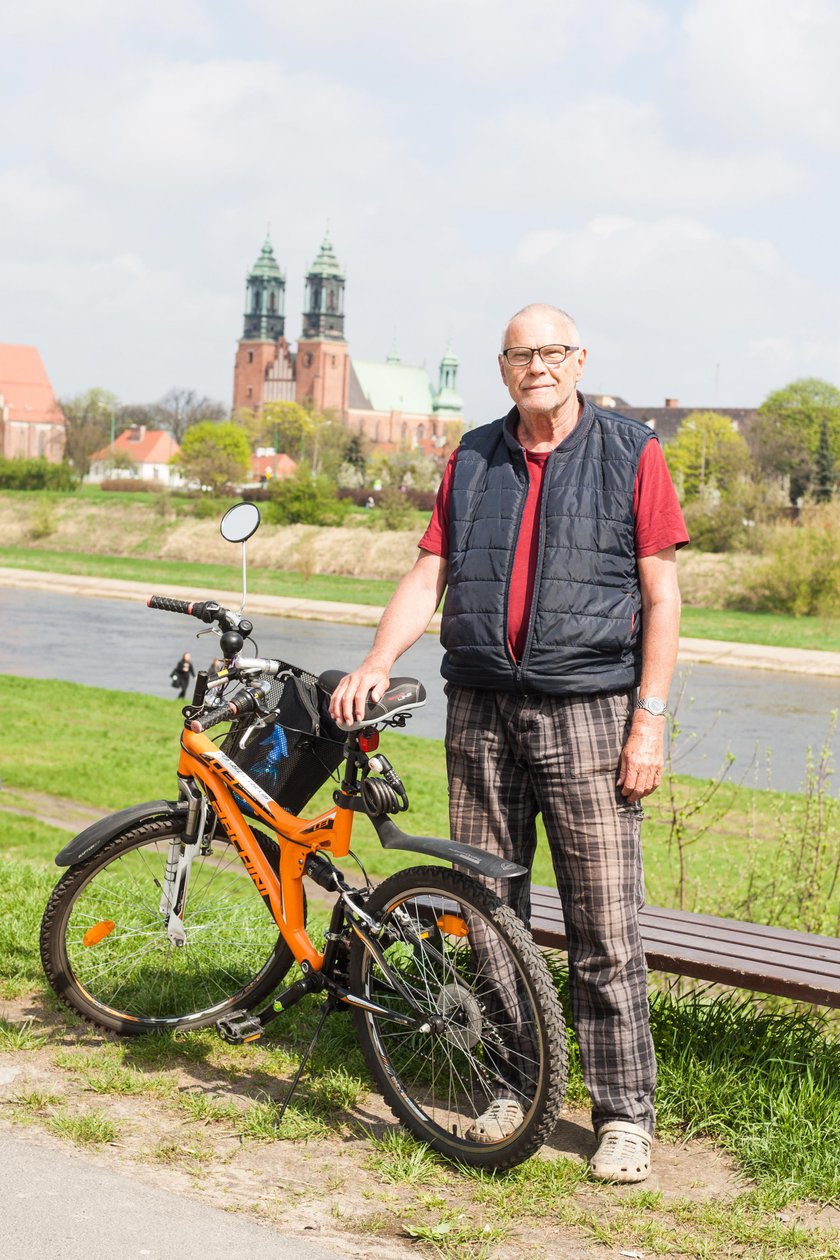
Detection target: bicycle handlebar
<box><xmin>187</xmin><ymin>688</ymin><xmax>260</xmax><ymax>733</ymax></box>
<box><xmin>147</xmin><ymin>595</ymin><xmax>252</xmax><ymax>637</ymax></box>
<box><xmin>147</xmin><ymin>595</ymin><xmax>220</xmax><ymax>623</ymax></box>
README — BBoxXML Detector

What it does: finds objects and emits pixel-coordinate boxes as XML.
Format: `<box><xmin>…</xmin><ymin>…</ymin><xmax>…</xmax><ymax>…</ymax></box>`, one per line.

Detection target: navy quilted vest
<box><xmin>439</xmin><ymin>398</ymin><xmax>656</xmax><ymax>695</ymax></box>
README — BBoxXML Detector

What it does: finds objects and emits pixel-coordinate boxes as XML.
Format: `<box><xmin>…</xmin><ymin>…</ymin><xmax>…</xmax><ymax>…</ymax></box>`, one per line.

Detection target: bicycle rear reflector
<box><xmin>82</xmin><ymin>920</ymin><xmax>116</xmax><ymax>948</ymax></box>
<box><xmin>359</xmin><ymin>732</ymin><xmax>380</xmax><ymax>753</ymax></box>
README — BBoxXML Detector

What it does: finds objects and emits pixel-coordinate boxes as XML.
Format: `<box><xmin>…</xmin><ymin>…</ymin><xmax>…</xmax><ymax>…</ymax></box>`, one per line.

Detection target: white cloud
<box><xmin>461</xmin><ymin>93</ymin><xmax>797</xmax><ymax>215</ymax></box>
<box><xmin>680</xmin><ymin>0</ymin><xmax>840</xmax><ymax>147</ymax></box>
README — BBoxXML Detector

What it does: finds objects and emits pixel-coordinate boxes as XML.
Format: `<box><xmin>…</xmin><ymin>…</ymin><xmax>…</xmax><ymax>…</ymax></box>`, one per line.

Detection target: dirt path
<box><xmin>0</xmin><ymin>990</ymin><xmax>746</xmax><ymax>1260</ymax></box>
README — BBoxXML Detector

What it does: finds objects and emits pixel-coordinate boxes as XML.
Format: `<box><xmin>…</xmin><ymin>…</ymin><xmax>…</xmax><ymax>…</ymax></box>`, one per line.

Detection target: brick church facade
<box><xmin>232</xmin><ymin>235</ymin><xmax>463</xmax><ymax>454</ymax></box>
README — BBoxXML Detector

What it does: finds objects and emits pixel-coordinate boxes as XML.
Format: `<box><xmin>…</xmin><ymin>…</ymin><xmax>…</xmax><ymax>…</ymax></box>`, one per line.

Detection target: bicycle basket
<box><xmin>221</xmin><ymin>666</ymin><xmax>345</xmax><ymax>814</ymax></box>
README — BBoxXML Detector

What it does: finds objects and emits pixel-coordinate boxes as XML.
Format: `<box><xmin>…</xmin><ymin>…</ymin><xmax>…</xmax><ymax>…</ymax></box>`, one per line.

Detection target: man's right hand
<box><xmin>328</xmin><ymin>659</ymin><xmax>392</xmax><ymax>728</ymax></box>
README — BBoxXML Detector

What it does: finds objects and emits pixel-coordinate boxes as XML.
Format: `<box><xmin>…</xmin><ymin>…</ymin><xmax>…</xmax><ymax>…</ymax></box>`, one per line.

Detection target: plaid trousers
<box><xmin>445</xmin><ymin>684</ymin><xmax>657</xmax><ymax>1135</ymax></box>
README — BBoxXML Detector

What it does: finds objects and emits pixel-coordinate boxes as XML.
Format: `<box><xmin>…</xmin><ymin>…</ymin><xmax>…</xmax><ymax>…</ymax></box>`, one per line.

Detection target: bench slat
<box><xmin>528</xmin><ymin>884</ymin><xmax>840</xmax><ymax>1007</ymax></box>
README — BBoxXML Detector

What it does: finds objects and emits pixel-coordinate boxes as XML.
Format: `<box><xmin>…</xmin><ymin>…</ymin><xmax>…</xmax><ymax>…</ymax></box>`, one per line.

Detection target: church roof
<box><xmin>308</xmin><ymin>232</ymin><xmax>345</xmax><ymax>279</ymax></box>
<box><xmin>248</xmin><ymin>236</ymin><xmax>284</xmax><ymax>280</ymax></box>
<box><xmin>0</xmin><ymin>344</ymin><xmax>65</xmax><ymax>426</ymax></box>
<box><xmin>350</xmin><ymin>359</ymin><xmax>435</xmax><ymax>415</ymax></box>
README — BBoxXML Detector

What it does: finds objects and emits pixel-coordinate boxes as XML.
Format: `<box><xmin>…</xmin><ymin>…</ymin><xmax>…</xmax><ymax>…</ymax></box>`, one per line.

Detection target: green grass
<box><xmin>45</xmin><ymin>1108</ymin><xmax>120</xmax><ymax>1146</ymax></box>
<box><xmin>0</xmin><ymin>545</ymin><xmax>397</xmax><ymax>608</ymax></box>
<box><xmin>2</xmin><ymin>674</ymin><xmax>839</xmax><ymax>1212</ymax></box>
<box><xmin>2</xmin><ymin>674</ymin><xmax>839</xmax><ymax>924</ymax></box>
<box><xmin>680</xmin><ymin>604</ymin><xmax>840</xmax><ymax>653</ymax></box>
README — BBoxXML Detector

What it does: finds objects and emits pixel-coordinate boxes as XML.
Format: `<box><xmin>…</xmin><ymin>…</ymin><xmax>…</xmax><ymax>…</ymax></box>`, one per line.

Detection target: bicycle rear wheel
<box><xmin>40</xmin><ymin>816</ymin><xmax>295</xmax><ymax>1034</ymax></box>
<box><xmin>348</xmin><ymin>865</ymin><xmax>567</xmax><ymax>1169</ymax></box>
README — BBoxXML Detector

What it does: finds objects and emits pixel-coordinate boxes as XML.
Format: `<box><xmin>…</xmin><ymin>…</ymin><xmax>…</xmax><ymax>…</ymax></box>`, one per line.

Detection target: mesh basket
<box><xmin>220</xmin><ymin>665</ymin><xmax>345</xmax><ymax>815</ymax></box>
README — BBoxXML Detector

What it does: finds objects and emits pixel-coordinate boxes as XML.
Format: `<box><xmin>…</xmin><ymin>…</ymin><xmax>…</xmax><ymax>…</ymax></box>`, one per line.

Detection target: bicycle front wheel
<box><xmin>40</xmin><ymin>816</ymin><xmax>295</xmax><ymax>1034</ymax></box>
<box><xmin>349</xmin><ymin>865</ymin><xmax>567</xmax><ymax>1169</ymax></box>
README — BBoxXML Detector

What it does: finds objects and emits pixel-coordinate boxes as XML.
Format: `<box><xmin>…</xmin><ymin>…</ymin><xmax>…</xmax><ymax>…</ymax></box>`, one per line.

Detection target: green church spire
<box><xmin>302</xmin><ymin>230</ymin><xmax>346</xmax><ymax>340</ymax></box>
<box><xmin>243</xmin><ymin>235</ymin><xmax>286</xmax><ymax>341</ymax></box>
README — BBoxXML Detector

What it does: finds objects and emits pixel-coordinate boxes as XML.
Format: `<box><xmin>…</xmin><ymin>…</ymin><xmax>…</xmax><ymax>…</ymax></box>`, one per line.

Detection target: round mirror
<box><xmin>220</xmin><ymin>502</ymin><xmax>261</xmax><ymax>544</ymax></box>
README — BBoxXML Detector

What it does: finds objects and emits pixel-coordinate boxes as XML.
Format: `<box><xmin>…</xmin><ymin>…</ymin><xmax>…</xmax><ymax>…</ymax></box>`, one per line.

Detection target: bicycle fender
<box><xmin>370</xmin><ymin>816</ymin><xmax>527</xmax><ymax>881</ymax></box>
<box><xmin>55</xmin><ymin>801</ymin><xmax>185</xmax><ymax>867</ymax></box>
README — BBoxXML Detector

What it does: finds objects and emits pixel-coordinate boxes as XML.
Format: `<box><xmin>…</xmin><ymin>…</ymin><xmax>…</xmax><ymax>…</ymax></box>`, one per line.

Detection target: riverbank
<box><xmin>2</xmin><ymin>564</ymin><xmax>840</xmax><ymax>679</ymax></box>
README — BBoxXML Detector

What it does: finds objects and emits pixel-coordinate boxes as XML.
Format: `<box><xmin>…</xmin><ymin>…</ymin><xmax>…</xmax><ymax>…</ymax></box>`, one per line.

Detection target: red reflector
<box><xmin>359</xmin><ymin>731</ymin><xmax>379</xmax><ymax>752</ymax></box>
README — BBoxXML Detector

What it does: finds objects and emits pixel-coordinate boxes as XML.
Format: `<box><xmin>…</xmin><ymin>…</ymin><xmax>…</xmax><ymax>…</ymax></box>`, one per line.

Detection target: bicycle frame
<box><xmin>178</xmin><ymin>725</ymin><xmax>355</xmax><ymax>972</ymax></box>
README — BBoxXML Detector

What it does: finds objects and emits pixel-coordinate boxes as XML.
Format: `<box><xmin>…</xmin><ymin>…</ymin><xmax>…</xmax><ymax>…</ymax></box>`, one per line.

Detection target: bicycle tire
<box><xmin>348</xmin><ymin>865</ymin><xmax>567</xmax><ymax>1169</ymax></box>
<box><xmin>40</xmin><ymin>815</ymin><xmax>296</xmax><ymax>1035</ymax></box>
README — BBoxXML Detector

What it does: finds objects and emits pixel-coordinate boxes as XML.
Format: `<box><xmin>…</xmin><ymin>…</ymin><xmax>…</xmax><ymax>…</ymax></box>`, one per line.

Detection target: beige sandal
<box><xmin>465</xmin><ymin>1098</ymin><xmax>525</xmax><ymax>1143</ymax></box>
<box><xmin>589</xmin><ymin>1121</ymin><xmax>652</xmax><ymax>1183</ymax></box>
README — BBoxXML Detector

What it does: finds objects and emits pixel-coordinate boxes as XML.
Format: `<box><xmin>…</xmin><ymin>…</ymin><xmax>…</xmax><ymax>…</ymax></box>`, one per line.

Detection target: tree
<box><xmin>664</xmin><ymin>411</ymin><xmax>752</xmax><ymax>502</ymax></box>
<box><xmin>119</xmin><ymin>389</ymin><xmax>227</xmax><ymax>443</ymax></box>
<box><xmin>750</xmin><ymin>377</ymin><xmax>840</xmax><ymax>505</ymax></box>
<box><xmin>814</xmin><ymin>415</ymin><xmax>836</xmax><ymax>502</ymax></box>
<box><xmin>60</xmin><ymin>388</ymin><xmax>121</xmax><ymax>479</ymax></box>
<box><xmin>258</xmin><ymin>401</ymin><xmax>352</xmax><ymax>479</ymax></box>
<box><xmin>177</xmin><ymin>421</ymin><xmax>251</xmax><ymax>491</ymax></box>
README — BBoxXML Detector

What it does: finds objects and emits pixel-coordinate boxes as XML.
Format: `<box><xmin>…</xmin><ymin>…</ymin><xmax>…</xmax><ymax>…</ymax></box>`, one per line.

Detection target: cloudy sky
<box><xmin>2</xmin><ymin>0</ymin><xmax>839</xmax><ymax>422</ymax></box>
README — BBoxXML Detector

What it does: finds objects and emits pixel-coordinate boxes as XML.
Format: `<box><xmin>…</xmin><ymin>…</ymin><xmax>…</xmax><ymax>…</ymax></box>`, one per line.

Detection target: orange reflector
<box><xmin>83</xmin><ymin>920</ymin><xmax>116</xmax><ymax>948</ymax></box>
<box><xmin>437</xmin><ymin>913</ymin><xmax>469</xmax><ymax>937</ymax></box>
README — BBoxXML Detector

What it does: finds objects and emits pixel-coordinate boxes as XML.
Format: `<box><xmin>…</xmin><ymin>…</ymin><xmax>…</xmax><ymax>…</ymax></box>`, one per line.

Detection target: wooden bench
<box><xmin>529</xmin><ymin>885</ymin><xmax>840</xmax><ymax>1008</ymax></box>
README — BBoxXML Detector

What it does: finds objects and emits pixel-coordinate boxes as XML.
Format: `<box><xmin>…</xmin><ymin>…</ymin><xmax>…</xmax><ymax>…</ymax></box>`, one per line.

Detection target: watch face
<box><xmin>639</xmin><ymin>697</ymin><xmax>667</xmax><ymax>716</ymax></box>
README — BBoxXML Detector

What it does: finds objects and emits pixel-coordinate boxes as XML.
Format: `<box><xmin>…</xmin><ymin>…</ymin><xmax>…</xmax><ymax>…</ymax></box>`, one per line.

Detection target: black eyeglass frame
<box><xmin>501</xmin><ymin>344</ymin><xmax>580</xmax><ymax>367</ymax></box>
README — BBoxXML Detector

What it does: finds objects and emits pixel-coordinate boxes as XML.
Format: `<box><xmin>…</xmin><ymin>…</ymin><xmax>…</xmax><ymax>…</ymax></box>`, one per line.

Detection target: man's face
<box><xmin>498</xmin><ymin>310</ymin><xmax>587</xmax><ymax>417</ymax></box>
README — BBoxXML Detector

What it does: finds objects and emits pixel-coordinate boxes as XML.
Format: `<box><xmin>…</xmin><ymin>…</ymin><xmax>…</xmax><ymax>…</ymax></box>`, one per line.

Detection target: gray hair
<box><xmin>501</xmin><ymin>303</ymin><xmax>580</xmax><ymax>349</ymax></box>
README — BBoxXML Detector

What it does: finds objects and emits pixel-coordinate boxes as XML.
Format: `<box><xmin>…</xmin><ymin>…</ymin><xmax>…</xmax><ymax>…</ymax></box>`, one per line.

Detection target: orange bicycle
<box><xmin>40</xmin><ymin>504</ymin><xmax>567</xmax><ymax>1167</ymax></box>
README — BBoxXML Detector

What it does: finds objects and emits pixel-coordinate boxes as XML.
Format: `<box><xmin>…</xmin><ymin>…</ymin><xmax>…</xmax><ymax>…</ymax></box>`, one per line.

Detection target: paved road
<box><xmin>1</xmin><ymin>1125</ymin><xmax>343</xmax><ymax>1260</ymax></box>
<box><xmin>3</xmin><ymin>582</ymin><xmax>840</xmax><ymax>792</ymax></box>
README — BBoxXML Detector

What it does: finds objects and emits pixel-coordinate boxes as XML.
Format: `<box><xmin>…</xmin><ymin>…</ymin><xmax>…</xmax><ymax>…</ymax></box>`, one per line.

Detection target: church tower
<box><xmin>232</xmin><ymin>236</ymin><xmax>291</xmax><ymax>414</ymax></box>
<box><xmin>295</xmin><ymin>232</ymin><xmax>350</xmax><ymax>413</ymax></box>
<box><xmin>432</xmin><ymin>343</ymin><xmax>464</xmax><ymax>418</ymax></box>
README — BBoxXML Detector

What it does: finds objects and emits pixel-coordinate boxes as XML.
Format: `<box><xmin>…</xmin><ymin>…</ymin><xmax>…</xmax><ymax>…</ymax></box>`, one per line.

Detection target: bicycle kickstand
<box><xmin>273</xmin><ymin>996</ymin><xmax>336</xmax><ymax>1128</ymax></box>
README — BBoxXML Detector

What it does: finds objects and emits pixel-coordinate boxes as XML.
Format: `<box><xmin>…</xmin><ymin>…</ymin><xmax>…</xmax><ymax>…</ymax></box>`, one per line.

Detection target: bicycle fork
<box><xmin>158</xmin><ymin>778</ymin><xmax>208</xmax><ymax>947</ymax></box>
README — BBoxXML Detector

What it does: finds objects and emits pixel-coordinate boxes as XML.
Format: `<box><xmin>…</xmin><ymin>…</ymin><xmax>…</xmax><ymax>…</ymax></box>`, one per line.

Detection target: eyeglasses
<box><xmin>501</xmin><ymin>344</ymin><xmax>580</xmax><ymax>367</ymax></box>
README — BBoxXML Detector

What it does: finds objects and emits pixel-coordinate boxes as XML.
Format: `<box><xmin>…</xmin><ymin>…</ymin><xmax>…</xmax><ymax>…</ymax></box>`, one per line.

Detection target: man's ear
<box><xmin>574</xmin><ymin>347</ymin><xmax>587</xmax><ymax>383</ymax></box>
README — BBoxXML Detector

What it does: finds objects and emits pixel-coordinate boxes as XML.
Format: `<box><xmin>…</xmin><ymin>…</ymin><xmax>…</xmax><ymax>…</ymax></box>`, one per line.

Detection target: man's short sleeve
<box><xmin>634</xmin><ymin>439</ymin><xmax>690</xmax><ymax>557</ymax></box>
<box><xmin>418</xmin><ymin>449</ymin><xmax>458</xmax><ymax>558</ymax></box>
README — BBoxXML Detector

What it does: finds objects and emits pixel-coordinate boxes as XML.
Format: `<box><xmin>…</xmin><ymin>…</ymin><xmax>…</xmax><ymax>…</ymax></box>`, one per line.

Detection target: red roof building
<box><xmin>251</xmin><ymin>450</ymin><xmax>297</xmax><ymax>481</ymax></box>
<box><xmin>0</xmin><ymin>344</ymin><xmax>66</xmax><ymax>462</ymax></box>
<box><xmin>89</xmin><ymin>426</ymin><xmax>183</xmax><ymax>485</ymax></box>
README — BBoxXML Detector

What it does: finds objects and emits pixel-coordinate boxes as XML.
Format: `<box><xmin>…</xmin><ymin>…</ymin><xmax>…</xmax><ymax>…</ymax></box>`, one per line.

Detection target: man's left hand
<box><xmin>617</xmin><ymin>713</ymin><xmax>666</xmax><ymax>803</ymax></box>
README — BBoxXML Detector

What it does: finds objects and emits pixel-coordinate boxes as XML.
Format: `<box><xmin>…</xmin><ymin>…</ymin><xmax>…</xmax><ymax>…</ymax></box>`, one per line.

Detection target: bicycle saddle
<box><xmin>318</xmin><ymin>670</ymin><xmax>426</xmax><ymax>730</ymax></box>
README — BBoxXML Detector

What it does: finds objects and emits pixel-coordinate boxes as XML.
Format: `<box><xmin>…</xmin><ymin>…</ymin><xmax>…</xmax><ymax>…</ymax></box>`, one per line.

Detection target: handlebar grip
<box><xmin>187</xmin><ymin>690</ymin><xmax>259</xmax><ymax>733</ymax></box>
<box><xmin>147</xmin><ymin>595</ymin><xmax>218</xmax><ymax>623</ymax></box>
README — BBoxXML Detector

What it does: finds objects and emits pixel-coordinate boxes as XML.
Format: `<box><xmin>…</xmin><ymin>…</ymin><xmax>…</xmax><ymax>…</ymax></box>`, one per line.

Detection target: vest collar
<box><xmin>503</xmin><ymin>392</ymin><xmax>596</xmax><ymax>458</ymax></box>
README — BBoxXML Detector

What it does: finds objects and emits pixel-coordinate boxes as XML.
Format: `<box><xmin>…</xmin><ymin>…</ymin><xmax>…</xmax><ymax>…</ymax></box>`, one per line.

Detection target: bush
<box><xmin>0</xmin><ymin>457</ymin><xmax>77</xmax><ymax>491</ymax></box>
<box><xmin>682</xmin><ymin>498</ymin><xmax>753</xmax><ymax>552</ymax></box>
<box><xmin>726</xmin><ymin>517</ymin><xmax>840</xmax><ymax>615</ymax></box>
<box><xmin>263</xmin><ymin>469</ymin><xmax>351</xmax><ymax>526</ymax></box>
<box><xmin>98</xmin><ymin>478</ymin><xmax>165</xmax><ymax>493</ymax></box>
<box><xmin>338</xmin><ymin>487</ymin><xmax>436</xmax><ymax>512</ymax></box>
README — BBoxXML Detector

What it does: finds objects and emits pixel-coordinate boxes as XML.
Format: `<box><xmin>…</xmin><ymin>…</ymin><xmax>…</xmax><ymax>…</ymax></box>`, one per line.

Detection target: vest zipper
<box><xmin>504</xmin><ymin>453</ymin><xmax>531</xmax><ymax>681</ymax></box>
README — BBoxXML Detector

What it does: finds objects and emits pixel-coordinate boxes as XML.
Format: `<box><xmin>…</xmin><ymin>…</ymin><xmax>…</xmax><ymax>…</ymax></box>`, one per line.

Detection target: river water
<box><xmin>2</xmin><ymin>587</ymin><xmax>840</xmax><ymax>794</ymax></box>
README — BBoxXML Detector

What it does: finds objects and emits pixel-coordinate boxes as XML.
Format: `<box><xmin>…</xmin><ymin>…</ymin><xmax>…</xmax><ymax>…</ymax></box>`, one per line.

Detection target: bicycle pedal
<box><xmin>216</xmin><ymin>1010</ymin><xmax>264</xmax><ymax>1045</ymax></box>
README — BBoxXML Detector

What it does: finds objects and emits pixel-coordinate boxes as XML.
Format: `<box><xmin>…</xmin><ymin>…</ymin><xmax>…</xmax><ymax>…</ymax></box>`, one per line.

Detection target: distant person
<box><xmin>170</xmin><ymin>652</ymin><xmax>195</xmax><ymax>699</ymax></box>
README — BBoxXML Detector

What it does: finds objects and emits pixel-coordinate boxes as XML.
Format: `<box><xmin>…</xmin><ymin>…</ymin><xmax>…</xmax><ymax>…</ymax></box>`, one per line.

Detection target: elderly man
<box><xmin>330</xmin><ymin>304</ymin><xmax>688</xmax><ymax>1182</ymax></box>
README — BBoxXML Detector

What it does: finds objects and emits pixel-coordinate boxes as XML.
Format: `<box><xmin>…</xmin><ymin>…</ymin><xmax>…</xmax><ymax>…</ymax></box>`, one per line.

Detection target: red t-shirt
<box><xmin>419</xmin><ymin>435</ymin><xmax>688</xmax><ymax>661</ymax></box>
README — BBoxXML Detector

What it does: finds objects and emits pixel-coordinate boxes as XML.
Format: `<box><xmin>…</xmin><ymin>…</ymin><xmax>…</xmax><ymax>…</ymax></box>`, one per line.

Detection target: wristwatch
<box><xmin>636</xmin><ymin>696</ymin><xmax>669</xmax><ymax>717</ymax></box>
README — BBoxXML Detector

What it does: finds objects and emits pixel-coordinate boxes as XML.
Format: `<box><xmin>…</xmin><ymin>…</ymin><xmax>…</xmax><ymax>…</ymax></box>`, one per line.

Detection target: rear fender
<box><xmin>55</xmin><ymin>801</ymin><xmax>185</xmax><ymax>867</ymax></box>
<box><xmin>369</xmin><ymin>816</ymin><xmax>527</xmax><ymax>881</ymax></box>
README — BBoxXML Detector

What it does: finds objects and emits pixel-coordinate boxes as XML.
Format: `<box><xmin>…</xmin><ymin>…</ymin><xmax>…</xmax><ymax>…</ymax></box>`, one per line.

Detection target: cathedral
<box><xmin>232</xmin><ymin>234</ymin><xmax>463</xmax><ymax>453</ymax></box>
